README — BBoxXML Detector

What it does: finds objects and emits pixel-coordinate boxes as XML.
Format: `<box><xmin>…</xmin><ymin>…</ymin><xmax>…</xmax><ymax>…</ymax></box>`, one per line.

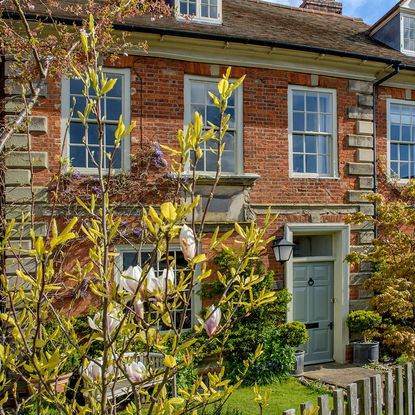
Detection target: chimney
<box><xmin>300</xmin><ymin>0</ymin><xmax>342</xmax><ymax>15</ymax></box>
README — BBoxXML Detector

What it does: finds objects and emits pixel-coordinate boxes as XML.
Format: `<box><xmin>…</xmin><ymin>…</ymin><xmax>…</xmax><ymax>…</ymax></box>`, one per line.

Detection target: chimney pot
<box><xmin>300</xmin><ymin>0</ymin><xmax>343</xmax><ymax>15</ymax></box>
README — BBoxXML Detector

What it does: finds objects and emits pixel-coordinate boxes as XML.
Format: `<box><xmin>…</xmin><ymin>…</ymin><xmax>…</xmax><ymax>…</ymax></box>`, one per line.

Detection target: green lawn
<box><xmin>219</xmin><ymin>378</ymin><xmax>326</xmax><ymax>415</ymax></box>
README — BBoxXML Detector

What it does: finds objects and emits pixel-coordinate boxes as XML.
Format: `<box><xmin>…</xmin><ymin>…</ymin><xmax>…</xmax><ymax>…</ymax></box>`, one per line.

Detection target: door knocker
<box><xmin>308</xmin><ymin>278</ymin><xmax>315</xmax><ymax>287</ymax></box>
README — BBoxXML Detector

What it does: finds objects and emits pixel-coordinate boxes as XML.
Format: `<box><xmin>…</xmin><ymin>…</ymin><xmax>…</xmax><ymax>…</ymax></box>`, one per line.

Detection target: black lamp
<box><xmin>272</xmin><ymin>238</ymin><xmax>295</xmax><ymax>264</ymax></box>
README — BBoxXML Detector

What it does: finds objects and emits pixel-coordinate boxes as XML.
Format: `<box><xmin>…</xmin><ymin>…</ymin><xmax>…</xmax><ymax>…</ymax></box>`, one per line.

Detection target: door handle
<box><xmin>329</xmin><ymin>322</ymin><xmax>334</xmax><ymax>330</ymax></box>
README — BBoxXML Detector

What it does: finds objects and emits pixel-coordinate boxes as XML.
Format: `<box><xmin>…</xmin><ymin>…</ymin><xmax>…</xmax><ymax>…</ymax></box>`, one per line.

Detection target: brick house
<box><xmin>3</xmin><ymin>0</ymin><xmax>415</xmax><ymax>365</ymax></box>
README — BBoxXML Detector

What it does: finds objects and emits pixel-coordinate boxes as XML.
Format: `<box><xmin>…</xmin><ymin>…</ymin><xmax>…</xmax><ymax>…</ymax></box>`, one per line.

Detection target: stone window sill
<box><xmin>182</xmin><ymin>173</ymin><xmax>260</xmax><ymax>186</ymax></box>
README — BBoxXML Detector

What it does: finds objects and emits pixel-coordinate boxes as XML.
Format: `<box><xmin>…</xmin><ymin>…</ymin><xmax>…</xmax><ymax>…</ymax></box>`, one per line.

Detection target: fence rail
<box><xmin>283</xmin><ymin>363</ymin><xmax>414</xmax><ymax>415</ymax></box>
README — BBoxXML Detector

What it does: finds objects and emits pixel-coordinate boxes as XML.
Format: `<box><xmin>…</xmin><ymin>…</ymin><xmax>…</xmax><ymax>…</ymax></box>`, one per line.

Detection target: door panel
<box><xmin>293</xmin><ymin>262</ymin><xmax>334</xmax><ymax>365</ymax></box>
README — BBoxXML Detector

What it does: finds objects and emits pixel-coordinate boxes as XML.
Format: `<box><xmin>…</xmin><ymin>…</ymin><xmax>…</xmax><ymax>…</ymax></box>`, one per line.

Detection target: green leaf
<box><xmin>160</xmin><ymin>202</ymin><xmax>177</xmax><ymax>222</ymax></box>
<box><xmin>164</xmin><ymin>355</ymin><xmax>176</xmax><ymax>368</ymax></box>
<box><xmin>114</xmin><ymin>115</ymin><xmax>125</xmax><ymax>140</ymax></box>
<box><xmin>218</xmin><ymin>79</ymin><xmax>229</xmax><ymax>95</ymax></box>
<box><xmin>101</xmin><ymin>78</ymin><xmax>118</xmax><ymax>95</ymax></box>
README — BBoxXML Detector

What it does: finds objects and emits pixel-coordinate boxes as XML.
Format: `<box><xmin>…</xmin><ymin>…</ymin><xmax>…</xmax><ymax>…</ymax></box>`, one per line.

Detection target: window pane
<box><xmin>305</xmin><ymin>155</ymin><xmax>317</xmax><ymax>173</ymax></box>
<box><xmin>112</xmin><ymin>148</ymin><xmax>122</xmax><ymax>169</ymax></box>
<box><xmin>221</xmin><ymin>151</ymin><xmax>234</xmax><ymax>172</ymax></box>
<box><xmin>400</xmin><ymin>144</ymin><xmax>409</xmax><ymax>161</ymax></box>
<box><xmin>189</xmin><ymin>1</ymin><xmax>196</xmax><ymax>14</ymax></box>
<box><xmin>293</xmin><ymin>154</ymin><xmax>304</xmax><ymax>173</ymax></box>
<box><xmin>191</xmin><ymin>83</ymin><xmax>205</xmax><ymax>104</ymax></box>
<box><xmin>224</xmin><ymin>132</ymin><xmax>235</xmax><ymax>150</ymax></box>
<box><xmin>320</xmin><ymin>114</ymin><xmax>332</xmax><ymax>133</ymax></box>
<box><xmin>205</xmin><ymin>149</ymin><xmax>217</xmax><ymax>171</ymax></box>
<box><xmin>106</xmin><ymin>99</ymin><xmax>122</xmax><ymax>121</ymax></box>
<box><xmin>402</xmin><ymin>125</ymin><xmax>411</xmax><ymax>141</ymax></box>
<box><xmin>105</xmin><ymin>75</ymin><xmax>122</xmax><ymax>97</ymax></box>
<box><xmin>306</xmin><ymin>113</ymin><xmax>318</xmax><ymax>132</ymax></box>
<box><xmin>306</xmin><ymin>94</ymin><xmax>318</xmax><ymax>112</ymax></box>
<box><xmin>70</xmin><ymin>123</ymin><xmax>84</xmax><ymax>144</ymax></box>
<box><xmin>293</xmin><ymin>93</ymin><xmax>305</xmax><ymax>111</ymax></box>
<box><xmin>73</xmin><ymin>96</ymin><xmax>87</xmax><ymax>118</ymax></box>
<box><xmin>87</xmin><ymin>123</ymin><xmax>99</xmax><ymax>145</ymax></box>
<box><xmin>180</xmin><ymin>1</ymin><xmax>187</xmax><ymax>14</ymax></box>
<box><xmin>319</xmin><ymin>95</ymin><xmax>330</xmax><ymax>113</ymax></box>
<box><xmin>391</xmin><ymin>124</ymin><xmax>401</xmax><ymax>141</ymax></box>
<box><xmin>391</xmin><ymin>143</ymin><xmax>399</xmax><ymax>160</ymax></box>
<box><xmin>391</xmin><ymin>162</ymin><xmax>399</xmax><ymax>176</ymax></box>
<box><xmin>293</xmin><ymin>112</ymin><xmax>305</xmax><ymax>131</ymax></box>
<box><xmin>293</xmin><ymin>235</ymin><xmax>333</xmax><ymax>257</ymax></box>
<box><xmin>401</xmin><ymin>162</ymin><xmax>410</xmax><ymax>179</ymax></box>
<box><xmin>70</xmin><ymin>146</ymin><xmax>86</xmax><ymax>167</ymax></box>
<box><xmin>293</xmin><ymin>135</ymin><xmax>303</xmax><ymax>153</ymax></box>
<box><xmin>191</xmin><ymin>104</ymin><xmax>206</xmax><ymax>122</ymax></box>
<box><xmin>318</xmin><ymin>136</ymin><xmax>328</xmax><ymax>154</ymax></box>
<box><xmin>305</xmin><ymin>136</ymin><xmax>317</xmax><ymax>153</ymax></box>
<box><xmin>207</xmin><ymin>105</ymin><xmax>220</xmax><ymax>126</ymax></box>
<box><xmin>105</xmin><ymin>124</ymin><xmax>117</xmax><ymax>146</ymax></box>
<box><xmin>70</xmin><ymin>79</ymin><xmax>84</xmax><ymax>95</ymax></box>
<box><xmin>210</xmin><ymin>6</ymin><xmax>218</xmax><ymax>17</ymax></box>
<box><xmin>318</xmin><ymin>154</ymin><xmax>329</xmax><ymax>174</ymax></box>
<box><xmin>201</xmin><ymin>4</ymin><xmax>208</xmax><ymax>16</ymax></box>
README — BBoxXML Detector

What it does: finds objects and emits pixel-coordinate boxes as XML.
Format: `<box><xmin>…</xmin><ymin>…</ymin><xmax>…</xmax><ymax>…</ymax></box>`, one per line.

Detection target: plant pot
<box><xmin>352</xmin><ymin>342</ymin><xmax>379</xmax><ymax>364</ymax></box>
<box><xmin>293</xmin><ymin>350</ymin><xmax>305</xmax><ymax>376</ymax></box>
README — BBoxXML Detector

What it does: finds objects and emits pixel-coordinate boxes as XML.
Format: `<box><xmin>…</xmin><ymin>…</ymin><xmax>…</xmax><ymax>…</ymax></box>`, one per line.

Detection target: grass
<box><xmin>217</xmin><ymin>378</ymin><xmax>328</xmax><ymax>415</ymax></box>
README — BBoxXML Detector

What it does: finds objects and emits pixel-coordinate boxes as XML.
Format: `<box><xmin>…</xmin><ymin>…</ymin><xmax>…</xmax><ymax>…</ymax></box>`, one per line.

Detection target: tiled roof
<box><xmin>9</xmin><ymin>0</ymin><xmax>415</xmax><ymax>66</ymax></box>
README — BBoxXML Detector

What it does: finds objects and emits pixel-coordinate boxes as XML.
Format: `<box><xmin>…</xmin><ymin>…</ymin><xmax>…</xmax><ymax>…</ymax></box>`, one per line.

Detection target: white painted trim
<box><xmin>284</xmin><ymin>223</ymin><xmax>350</xmax><ymax>364</ymax></box>
<box><xmin>401</xmin><ymin>12</ymin><xmax>415</xmax><ymax>56</ymax></box>
<box><xmin>184</xmin><ymin>74</ymin><xmax>243</xmax><ymax>175</ymax></box>
<box><xmin>174</xmin><ymin>0</ymin><xmax>222</xmax><ymax>24</ymax></box>
<box><xmin>288</xmin><ymin>85</ymin><xmax>338</xmax><ymax>179</ymax></box>
<box><xmin>386</xmin><ymin>97</ymin><xmax>415</xmax><ymax>184</ymax></box>
<box><xmin>114</xmin><ymin>244</ymin><xmax>202</xmax><ymax>329</ymax></box>
<box><xmin>61</xmin><ymin>68</ymin><xmax>131</xmax><ymax>174</ymax></box>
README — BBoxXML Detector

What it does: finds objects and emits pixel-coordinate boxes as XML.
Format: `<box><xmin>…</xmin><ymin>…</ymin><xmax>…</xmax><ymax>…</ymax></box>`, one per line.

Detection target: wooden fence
<box><xmin>283</xmin><ymin>363</ymin><xmax>414</xmax><ymax>415</ymax></box>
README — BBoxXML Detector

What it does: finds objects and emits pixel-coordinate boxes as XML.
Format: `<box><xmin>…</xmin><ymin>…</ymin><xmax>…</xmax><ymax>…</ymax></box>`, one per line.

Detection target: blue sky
<box><xmin>272</xmin><ymin>0</ymin><xmax>398</xmax><ymax>24</ymax></box>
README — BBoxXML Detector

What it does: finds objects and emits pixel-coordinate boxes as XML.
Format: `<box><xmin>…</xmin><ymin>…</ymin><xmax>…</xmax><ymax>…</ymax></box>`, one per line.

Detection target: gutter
<box><xmin>1</xmin><ymin>11</ymin><xmax>407</xmax><ymax>68</ymax></box>
<box><xmin>372</xmin><ymin>64</ymin><xmax>401</xmax><ymax>238</ymax></box>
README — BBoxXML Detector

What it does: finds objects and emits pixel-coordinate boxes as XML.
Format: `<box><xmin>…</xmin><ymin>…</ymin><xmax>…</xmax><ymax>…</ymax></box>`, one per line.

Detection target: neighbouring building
<box><xmin>3</xmin><ymin>0</ymin><xmax>415</xmax><ymax>365</ymax></box>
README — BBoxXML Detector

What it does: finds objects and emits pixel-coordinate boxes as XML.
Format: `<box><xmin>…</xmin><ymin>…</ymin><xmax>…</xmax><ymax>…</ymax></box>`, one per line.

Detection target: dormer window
<box><xmin>176</xmin><ymin>0</ymin><xmax>221</xmax><ymax>23</ymax></box>
<box><xmin>403</xmin><ymin>15</ymin><xmax>415</xmax><ymax>53</ymax></box>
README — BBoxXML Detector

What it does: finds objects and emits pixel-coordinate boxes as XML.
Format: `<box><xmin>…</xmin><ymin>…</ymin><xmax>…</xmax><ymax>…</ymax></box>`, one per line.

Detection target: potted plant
<box><xmin>277</xmin><ymin>321</ymin><xmax>309</xmax><ymax>375</ymax></box>
<box><xmin>347</xmin><ymin>310</ymin><xmax>382</xmax><ymax>364</ymax></box>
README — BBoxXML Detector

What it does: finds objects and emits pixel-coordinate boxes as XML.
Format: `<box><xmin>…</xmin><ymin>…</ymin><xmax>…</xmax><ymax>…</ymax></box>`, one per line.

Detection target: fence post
<box><xmin>300</xmin><ymin>401</ymin><xmax>313</xmax><ymax>414</ymax></box>
<box><xmin>318</xmin><ymin>395</ymin><xmax>330</xmax><ymax>415</ymax></box>
<box><xmin>357</xmin><ymin>378</ymin><xmax>371</xmax><ymax>415</ymax></box>
<box><xmin>384</xmin><ymin>370</ymin><xmax>394</xmax><ymax>415</ymax></box>
<box><xmin>346</xmin><ymin>383</ymin><xmax>358</xmax><ymax>415</ymax></box>
<box><xmin>404</xmin><ymin>362</ymin><xmax>413</xmax><ymax>415</ymax></box>
<box><xmin>333</xmin><ymin>389</ymin><xmax>345</xmax><ymax>415</ymax></box>
<box><xmin>370</xmin><ymin>374</ymin><xmax>382</xmax><ymax>415</ymax></box>
<box><xmin>396</xmin><ymin>366</ymin><xmax>404</xmax><ymax>415</ymax></box>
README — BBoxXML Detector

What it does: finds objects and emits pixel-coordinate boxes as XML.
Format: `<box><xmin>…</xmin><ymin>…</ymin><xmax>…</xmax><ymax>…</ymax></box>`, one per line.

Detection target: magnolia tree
<box><xmin>0</xmin><ymin>6</ymin><xmax>278</xmax><ymax>415</ymax></box>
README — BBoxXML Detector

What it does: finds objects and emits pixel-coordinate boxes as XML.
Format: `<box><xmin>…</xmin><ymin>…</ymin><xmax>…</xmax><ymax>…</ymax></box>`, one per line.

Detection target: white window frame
<box><xmin>288</xmin><ymin>85</ymin><xmax>338</xmax><ymax>179</ymax></box>
<box><xmin>184</xmin><ymin>74</ymin><xmax>243</xmax><ymax>176</ymax></box>
<box><xmin>61</xmin><ymin>68</ymin><xmax>131</xmax><ymax>174</ymax></box>
<box><xmin>175</xmin><ymin>0</ymin><xmax>222</xmax><ymax>24</ymax></box>
<box><xmin>401</xmin><ymin>11</ymin><xmax>415</xmax><ymax>56</ymax></box>
<box><xmin>115</xmin><ymin>244</ymin><xmax>202</xmax><ymax>331</ymax></box>
<box><xmin>387</xmin><ymin>98</ymin><xmax>415</xmax><ymax>183</ymax></box>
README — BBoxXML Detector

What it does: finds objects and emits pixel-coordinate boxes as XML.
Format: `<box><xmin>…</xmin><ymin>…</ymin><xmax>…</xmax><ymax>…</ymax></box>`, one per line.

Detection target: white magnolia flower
<box><xmin>204</xmin><ymin>305</ymin><xmax>222</xmax><ymax>337</ymax></box>
<box><xmin>120</xmin><ymin>265</ymin><xmax>142</xmax><ymax>295</ymax></box>
<box><xmin>125</xmin><ymin>360</ymin><xmax>146</xmax><ymax>384</ymax></box>
<box><xmin>146</xmin><ymin>268</ymin><xmax>174</xmax><ymax>296</ymax></box>
<box><xmin>180</xmin><ymin>224</ymin><xmax>196</xmax><ymax>261</ymax></box>
<box><xmin>88</xmin><ymin>307</ymin><xmax>121</xmax><ymax>335</ymax></box>
<box><xmin>133</xmin><ymin>298</ymin><xmax>144</xmax><ymax>320</ymax></box>
<box><xmin>83</xmin><ymin>360</ymin><xmax>101</xmax><ymax>382</ymax></box>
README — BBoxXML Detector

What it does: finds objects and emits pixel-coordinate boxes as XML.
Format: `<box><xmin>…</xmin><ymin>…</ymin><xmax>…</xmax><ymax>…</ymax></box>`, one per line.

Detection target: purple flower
<box><xmin>132</xmin><ymin>227</ymin><xmax>143</xmax><ymax>238</ymax></box>
<box><xmin>91</xmin><ymin>186</ymin><xmax>101</xmax><ymax>195</ymax></box>
<box><xmin>151</xmin><ymin>142</ymin><xmax>168</xmax><ymax>169</ymax></box>
<box><xmin>204</xmin><ymin>305</ymin><xmax>221</xmax><ymax>337</ymax></box>
<box><xmin>73</xmin><ymin>171</ymin><xmax>81</xmax><ymax>180</ymax></box>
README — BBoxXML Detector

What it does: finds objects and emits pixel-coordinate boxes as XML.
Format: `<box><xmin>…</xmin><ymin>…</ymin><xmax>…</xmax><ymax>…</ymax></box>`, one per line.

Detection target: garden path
<box><xmin>301</xmin><ymin>363</ymin><xmax>383</xmax><ymax>388</ymax></box>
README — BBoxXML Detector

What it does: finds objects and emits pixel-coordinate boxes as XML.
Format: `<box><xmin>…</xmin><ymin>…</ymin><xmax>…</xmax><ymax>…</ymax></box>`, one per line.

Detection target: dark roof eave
<box><xmin>2</xmin><ymin>10</ymin><xmax>411</xmax><ymax>70</ymax></box>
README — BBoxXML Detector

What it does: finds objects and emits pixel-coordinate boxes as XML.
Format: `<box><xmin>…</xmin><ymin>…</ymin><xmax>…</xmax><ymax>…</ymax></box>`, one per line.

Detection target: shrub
<box><xmin>277</xmin><ymin>322</ymin><xmax>309</xmax><ymax>349</ymax></box>
<box><xmin>347</xmin><ymin>310</ymin><xmax>382</xmax><ymax>342</ymax></box>
<box><xmin>203</xmin><ymin>251</ymin><xmax>293</xmax><ymax>385</ymax></box>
